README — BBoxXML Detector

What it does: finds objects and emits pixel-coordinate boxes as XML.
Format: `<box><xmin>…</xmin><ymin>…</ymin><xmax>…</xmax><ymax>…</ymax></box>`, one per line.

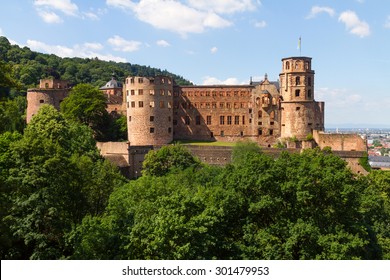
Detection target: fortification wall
<box><xmin>313</xmin><ymin>130</ymin><xmax>367</xmax><ymax>151</ymax></box>
<box><xmin>26</xmin><ymin>89</ymin><xmax>69</xmax><ymax>123</ymax></box>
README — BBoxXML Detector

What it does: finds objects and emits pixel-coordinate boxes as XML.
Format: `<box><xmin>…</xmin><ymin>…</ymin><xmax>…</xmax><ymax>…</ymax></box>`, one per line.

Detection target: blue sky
<box><xmin>0</xmin><ymin>0</ymin><xmax>389</xmax><ymax>127</ymax></box>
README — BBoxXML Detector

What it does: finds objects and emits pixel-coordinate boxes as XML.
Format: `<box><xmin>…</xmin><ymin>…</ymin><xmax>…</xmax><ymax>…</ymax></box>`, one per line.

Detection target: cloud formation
<box><xmin>26</xmin><ymin>39</ymin><xmax>127</xmax><ymax>62</ymax></box>
<box><xmin>37</xmin><ymin>10</ymin><xmax>63</xmax><ymax>23</ymax></box>
<box><xmin>156</xmin><ymin>40</ymin><xmax>170</xmax><ymax>47</ymax></box>
<box><xmin>306</xmin><ymin>6</ymin><xmax>335</xmax><ymax>19</ymax></box>
<box><xmin>202</xmin><ymin>76</ymin><xmax>240</xmax><ymax>85</ymax></box>
<box><xmin>106</xmin><ymin>0</ymin><xmax>259</xmax><ymax>36</ymax></box>
<box><xmin>107</xmin><ymin>35</ymin><xmax>142</xmax><ymax>52</ymax></box>
<box><xmin>254</xmin><ymin>20</ymin><xmax>266</xmax><ymax>28</ymax></box>
<box><xmin>210</xmin><ymin>47</ymin><xmax>218</xmax><ymax>54</ymax></box>
<box><xmin>316</xmin><ymin>87</ymin><xmax>362</xmax><ymax>108</ymax></box>
<box><xmin>34</xmin><ymin>0</ymin><xmax>78</xmax><ymax>16</ymax></box>
<box><xmin>339</xmin><ymin>10</ymin><xmax>370</xmax><ymax>38</ymax></box>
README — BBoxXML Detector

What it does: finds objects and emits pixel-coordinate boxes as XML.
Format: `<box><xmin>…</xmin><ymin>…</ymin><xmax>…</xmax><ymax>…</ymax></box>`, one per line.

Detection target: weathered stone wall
<box><xmin>313</xmin><ymin>130</ymin><xmax>367</xmax><ymax>151</ymax></box>
<box><xmin>125</xmin><ymin>76</ymin><xmax>174</xmax><ymax>146</ymax></box>
<box><xmin>26</xmin><ymin>89</ymin><xmax>69</xmax><ymax>123</ymax></box>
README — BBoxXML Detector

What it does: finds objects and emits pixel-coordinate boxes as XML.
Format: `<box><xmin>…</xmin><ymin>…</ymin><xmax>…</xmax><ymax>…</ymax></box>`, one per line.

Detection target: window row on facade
<box><xmin>294</xmin><ymin>89</ymin><xmax>312</xmax><ymax>98</ymax></box>
<box><xmin>180</xmin><ymin>90</ymin><xmax>250</xmax><ymax>98</ymax></box>
<box><xmin>179</xmin><ymin>101</ymin><xmax>250</xmax><ymax>110</ymax></box>
<box><xmin>126</xmin><ymin>89</ymin><xmax>172</xmax><ymax>96</ymax></box>
<box><xmin>127</xmin><ymin>101</ymin><xmax>172</xmax><ymax>108</ymax></box>
<box><xmin>126</xmin><ymin>77</ymin><xmax>172</xmax><ymax>85</ymax></box>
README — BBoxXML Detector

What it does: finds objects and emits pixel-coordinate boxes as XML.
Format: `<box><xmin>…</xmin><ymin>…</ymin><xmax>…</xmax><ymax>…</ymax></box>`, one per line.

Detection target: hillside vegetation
<box><xmin>0</xmin><ymin>36</ymin><xmax>191</xmax><ymax>97</ymax></box>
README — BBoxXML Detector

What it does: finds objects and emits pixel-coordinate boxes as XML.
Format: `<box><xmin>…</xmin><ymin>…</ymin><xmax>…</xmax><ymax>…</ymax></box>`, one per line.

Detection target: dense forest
<box><xmin>0</xmin><ymin>35</ymin><xmax>191</xmax><ymax>96</ymax></box>
<box><xmin>1</xmin><ymin>35</ymin><xmax>390</xmax><ymax>260</ymax></box>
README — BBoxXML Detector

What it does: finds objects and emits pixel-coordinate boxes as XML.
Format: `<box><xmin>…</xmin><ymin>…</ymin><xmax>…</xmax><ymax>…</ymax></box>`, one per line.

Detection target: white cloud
<box><xmin>107</xmin><ymin>35</ymin><xmax>142</xmax><ymax>52</ymax></box>
<box><xmin>338</xmin><ymin>10</ymin><xmax>370</xmax><ymax>38</ymax></box>
<box><xmin>316</xmin><ymin>87</ymin><xmax>362</xmax><ymax>108</ymax></box>
<box><xmin>202</xmin><ymin>76</ymin><xmax>240</xmax><ymax>85</ymax></box>
<box><xmin>83</xmin><ymin>12</ymin><xmax>99</xmax><ymax>20</ymax></box>
<box><xmin>254</xmin><ymin>20</ymin><xmax>266</xmax><ymax>28</ymax></box>
<box><xmin>107</xmin><ymin>0</ymin><xmax>247</xmax><ymax>36</ymax></box>
<box><xmin>83</xmin><ymin>42</ymin><xmax>104</xmax><ymax>50</ymax></box>
<box><xmin>306</xmin><ymin>6</ymin><xmax>335</xmax><ymax>19</ymax></box>
<box><xmin>34</xmin><ymin>0</ymin><xmax>78</xmax><ymax>16</ymax></box>
<box><xmin>26</xmin><ymin>39</ymin><xmax>127</xmax><ymax>62</ymax></box>
<box><xmin>37</xmin><ymin>10</ymin><xmax>63</xmax><ymax>23</ymax></box>
<box><xmin>156</xmin><ymin>40</ymin><xmax>170</xmax><ymax>47</ymax></box>
<box><xmin>385</xmin><ymin>16</ymin><xmax>390</xmax><ymax>29</ymax></box>
<box><xmin>210</xmin><ymin>47</ymin><xmax>218</xmax><ymax>54</ymax></box>
<box><xmin>187</xmin><ymin>0</ymin><xmax>260</xmax><ymax>14</ymax></box>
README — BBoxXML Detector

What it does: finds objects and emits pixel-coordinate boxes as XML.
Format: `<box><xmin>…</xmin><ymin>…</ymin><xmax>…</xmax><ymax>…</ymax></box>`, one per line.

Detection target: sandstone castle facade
<box><xmin>27</xmin><ymin>56</ymin><xmax>367</xmax><ymax>176</ymax></box>
<box><xmin>124</xmin><ymin>56</ymin><xmax>324</xmax><ymax>146</ymax></box>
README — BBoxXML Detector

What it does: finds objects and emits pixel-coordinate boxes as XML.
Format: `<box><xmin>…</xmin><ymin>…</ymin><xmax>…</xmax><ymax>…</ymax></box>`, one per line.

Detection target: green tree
<box><xmin>142</xmin><ymin>144</ymin><xmax>200</xmax><ymax>177</ymax></box>
<box><xmin>60</xmin><ymin>83</ymin><xmax>108</xmax><ymax>139</ymax></box>
<box><xmin>3</xmin><ymin>105</ymin><xmax>125</xmax><ymax>259</ymax></box>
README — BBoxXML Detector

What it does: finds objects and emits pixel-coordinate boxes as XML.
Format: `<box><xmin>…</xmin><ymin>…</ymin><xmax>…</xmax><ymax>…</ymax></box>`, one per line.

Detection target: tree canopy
<box><xmin>68</xmin><ymin>144</ymin><xmax>390</xmax><ymax>260</ymax></box>
<box><xmin>1</xmin><ymin>105</ymin><xmax>126</xmax><ymax>259</ymax></box>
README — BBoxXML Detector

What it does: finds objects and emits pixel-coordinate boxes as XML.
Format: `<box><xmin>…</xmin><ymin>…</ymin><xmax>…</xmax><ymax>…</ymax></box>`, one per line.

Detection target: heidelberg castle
<box><xmin>26</xmin><ymin>56</ymin><xmax>368</xmax><ymax>176</ymax></box>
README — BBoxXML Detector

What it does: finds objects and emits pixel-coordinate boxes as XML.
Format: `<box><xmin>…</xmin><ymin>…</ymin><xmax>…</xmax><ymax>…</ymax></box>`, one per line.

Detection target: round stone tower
<box><xmin>125</xmin><ymin>76</ymin><xmax>174</xmax><ymax>146</ymax></box>
<box><xmin>26</xmin><ymin>78</ymin><xmax>70</xmax><ymax>123</ymax></box>
<box><xmin>279</xmin><ymin>57</ymin><xmax>324</xmax><ymax>139</ymax></box>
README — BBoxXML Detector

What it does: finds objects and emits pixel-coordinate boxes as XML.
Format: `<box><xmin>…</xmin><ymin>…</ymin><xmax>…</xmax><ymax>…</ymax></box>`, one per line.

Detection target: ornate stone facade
<box><xmin>124</xmin><ymin>56</ymin><xmax>324</xmax><ymax>147</ymax></box>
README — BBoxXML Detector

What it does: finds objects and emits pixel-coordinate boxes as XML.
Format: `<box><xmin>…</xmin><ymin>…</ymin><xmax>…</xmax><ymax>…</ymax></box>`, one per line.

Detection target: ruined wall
<box><xmin>26</xmin><ymin>79</ymin><xmax>70</xmax><ymax>123</ymax></box>
<box><xmin>313</xmin><ymin>130</ymin><xmax>367</xmax><ymax>151</ymax></box>
<box><xmin>173</xmin><ymin>79</ymin><xmax>281</xmax><ymax>147</ymax></box>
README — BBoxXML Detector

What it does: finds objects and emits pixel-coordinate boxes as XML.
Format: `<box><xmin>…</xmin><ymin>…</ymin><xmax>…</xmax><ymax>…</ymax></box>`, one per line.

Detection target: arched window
<box><xmin>258</xmin><ymin>110</ymin><xmax>262</xmax><ymax>118</ymax></box>
<box><xmin>286</xmin><ymin>61</ymin><xmax>290</xmax><ymax>70</ymax></box>
<box><xmin>296</xmin><ymin>76</ymin><xmax>300</xmax><ymax>85</ymax></box>
<box><xmin>295</xmin><ymin>89</ymin><xmax>300</xmax><ymax>97</ymax></box>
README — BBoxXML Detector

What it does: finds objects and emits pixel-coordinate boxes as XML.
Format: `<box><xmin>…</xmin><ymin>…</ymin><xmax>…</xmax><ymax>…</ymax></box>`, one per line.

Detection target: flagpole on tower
<box><xmin>298</xmin><ymin>36</ymin><xmax>302</xmax><ymax>56</ymax></box>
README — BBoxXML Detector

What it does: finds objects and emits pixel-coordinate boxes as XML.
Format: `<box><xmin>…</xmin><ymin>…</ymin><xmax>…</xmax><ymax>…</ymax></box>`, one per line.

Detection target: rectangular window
<box><xmin>220</xmin><ymin>116</ymin><xmax>225</xmax><ymax>125</ymax></box>
<box><xmin>258</xmin><ymin>129</ymin><xmax>262</xmax><ymax>135</ymax></box>
<box><xmin>138</xmin><ymin>89</ymin><xmax>143</xmax><ymax>95</ymax></box>
<box><xmin>227</xmin><ymin>116</ymin><xmax>232</xmax><ymax>125</ymax></box>
<box><xmin>168</xmin><ymin>127</ymin><xmax>172</xmax><ymax>133</ymax></box>
<box><xmin>150</xmin><ymin>101</ymin><xmax>155</xmax><ymax>108</ymax></box>
<box><xmin>150</xmin><ymin>127</ymin><xmax>154</xmax><ymax>133</ymax></box>
<box><xmin>131</xmin><ymin>101</ymin><xmax>135</xmax><ymax>108</ymax></box>
<box><xmin>138</xmin><ymin>78</ymin><xmax>143</xmax><ymax>83</ymax></box>
<box><xmin>131</xmin><ymin>90</ymin><xmax>135</xmax><ymax>95</ymax></box>
<box><xmin>196</xmin><ymin>115</ymin><xmax>201</xmax><ymax>125</ymax></box>
<box><xmin>149</xmin><ymin>89</ymin><xmax>154</xmax><ymax>95</ymax></box>
<box><xmin>242</xmin><ymin>116</ymin><xmax>245</xmax><ymax>125</ymax></box>
<box><xmin>219</xmin><ymin>103</ymin><xmax>224</xmax><ymax>108</ymax></box>
<box><xmin>128</xmin><ymin>116</ymin><xmax>131</xmax><ymax>122</ymax></box>
<box><xmin>226</xmin><ymin>103</ymin><xmax>231</xmax><ymax>108</ymax></box>
<box><xmin>295</xmin><ymin>89</ymin><xmax>300</xmax><ymax>97</ymax></box>
<box><xmin>269</xmin><ymin>129</ymin><xmax>274</xmax><ymax>135</ymax></box>
<box><xmin>206</xmin><ymin>115</ymin><xmax>211</xmax><ymax>125</ymax></box>
<box><xmin>160</xmin><ymin>89</ymin><xmax>165</xmax><ymax>95</ymax></box>
<box><xmin>235</xmin><ymin>116</ymin><xmax>239</xmax><ymax>125</ymax></box>
<box><xmin>139</xmin><ymin>101</ymin><xmax>144</xmax><ymax>108</ymax></box>
<box><xmin>168</xmin><ymin>102</ymin><xmax>172</xmax><ymax>108</ymax></box>
<box><xmin>127</xmin><ymin>102</ymin><xmax>129</xmax><ymax>108</ymax></box>
<box><xmin>160</xmin><ymin>101</ymin><xmax>164</xmax><ymax>108</ymax></box>
<box><xmin>150</xmin><ymin>116</ymin><xmax>154</xmax><ymax>122</ymax></box>
<box><xmin>212</xmin><ymin>102</ymin><xmax>217</xmax><ymax>109</ymax></box>
<box><xmin>221</xmin><ymin>131</ymin><xmax>224</xmax><ymax>137</ymax></box>
<box><xmin>185</xmin><ymin>116</ymin><xmax>190</xmax><ymax>125</ymax></box>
